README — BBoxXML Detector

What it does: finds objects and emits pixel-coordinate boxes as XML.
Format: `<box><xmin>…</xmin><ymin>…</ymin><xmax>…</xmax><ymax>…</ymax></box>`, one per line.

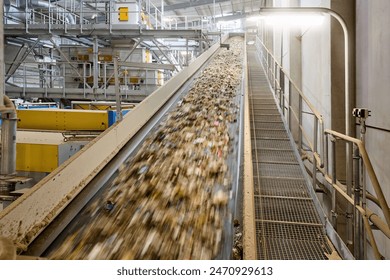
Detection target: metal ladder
<box><xmin>247</xmin><ymin>47</ymin><xmax>332</xmax><ymax>259</ymax></box>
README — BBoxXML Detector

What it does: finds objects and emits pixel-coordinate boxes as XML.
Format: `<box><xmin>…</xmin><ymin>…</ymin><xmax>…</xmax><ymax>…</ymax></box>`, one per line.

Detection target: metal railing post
<box><xmin>288</xmin><ymin>80</ymin><xmax>292</xmax><ymax>130</ymax></box>
<box><xmin>312</xmin><ymin>118</ymin><xmax>318</xmax><ymax>188</ymax></box>
<box><xmin>280</xmin><ymin>68</ymin><xmax>285</xmax><ymax>116</ymax></box>
<box><xmin>83</xmin><ymin>63</ymin><xmax>86</xmax><ymax>98</ymax></box>
<box><xmin>324</xmin><ymin>133</ymin><xmax>329</xmax><ymax>175</ymax></box>
<box><xmin>353</xmin><ymin>143</ymin><xmax>362</xmax><ymax>259</ymax></box>
<box><xmin>62</xmin><ymin>64</ymin><xmax>66</xmax><ymax>97</ymax></box>
<box><xmin>23</xmin><ymin>64</ymin><xmax>26</xmax><ymax>97</ymax></box>
<box><xmin>331</xmin><ymin>137</ymin><xmax>338</xmax><ymax>229</ymax></box>
<box><xmin>81</xmin><ymin>1</ymin><xmax>84</xmax><ymax>33</ymax></box>
<box><xmin>266</xmin><ymin>53</ymin><xmax>270</xmax><ymax>82</ymax></box>
<box><xmin>48</xmin><ymin>2</ymin><xmax>52</xmax><ymax>33</ymax></box>
<box><xmin>347</xmin><ymin>142</ymin><xmax>354</xmax><ymax>247</ymax></box>
<box><xmin>298</xmin><ymin>95</ymin><xmax>302</xmax><ymax>153</ymax></box>
<box><xmin>319</xmin><ymin>120</ymin><xmax>324</xmax><ymax>167</ymax></box>
<box><xmin>103</xmin><ymin>62</ymin><xmax>107</xmax><ymax>98</ymax></box>
<box><xmin>274</xmin><ymin>62</ymin><xmax>277</xmax><ymax>93</ymax></box>
<box><xmin>360</xmin><ymin>120</ymin><xmax>368</xmax><ymax>259</ymax></box>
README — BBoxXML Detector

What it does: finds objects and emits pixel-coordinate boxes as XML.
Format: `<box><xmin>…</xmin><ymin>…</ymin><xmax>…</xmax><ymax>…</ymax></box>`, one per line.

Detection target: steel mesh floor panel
<box><xmin>252</xmin><ymin>149</ymin><xmax>298</xmax><ymax>163</ymax></box>
<box><xmin>256</xmin><ymin>221</ymin><xmax>327</xmax><ymax>242</ymax></box>
<box><xmin>250</xmin><ymin>97</ymin><xmax>273</xmax><ymax>100</ymax></box>
<box><xmin>254</xmin><ymin>197</ymin><xmax>321</xmax><ymax>224</ymax></box>
<box><xmin>256</xmin><ymin>238</ymin><xmax>330</xmax><ymax>260</ymax></box>
<box><xmin>254</xmin><ymin>162</ymin><xmax>304</xmax><ymax>178</ymax></box>
<box><xmin>258</xmin><ymin>177</ymin><xmax>310</xmax><ymax>198</ymax></box>
<box><xmin>251</xmin><ymin>109</ymin><xmax>279</xmax><ymax>115</ymax></box>
<box><xmin>250</xmin><ymin>103</ymin><xmax>278</xmax><ymax>109</ymax></box>
<box><xmin>251</xmin><ymin>129</ymin><xmax>289</xmax><ymax>139</ymax></box>
<box><xmin>250</xmin><ymin>114</ymin><xmax>282</xmax><ymax>122</ymax></box>
<box><xmin>250</xmin><ymin>99</ymin><xmax>276</xmax><ymax>105</ymax></box>
<box><xmin>252</xmin><ymin>122</ymin><xmax>285</xmax><ymax>130</ymax></box>
<box><xmin>254</xmin><ymin>139</ymin><xmax>292</xmax><ymax>150</ymax></box>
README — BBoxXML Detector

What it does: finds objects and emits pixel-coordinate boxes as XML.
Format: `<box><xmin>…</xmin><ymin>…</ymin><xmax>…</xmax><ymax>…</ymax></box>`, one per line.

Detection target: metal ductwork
<box><xmin>0</xmin><ymin>95</ymin><xmax>17</xmax><ymax>194</ymax></box>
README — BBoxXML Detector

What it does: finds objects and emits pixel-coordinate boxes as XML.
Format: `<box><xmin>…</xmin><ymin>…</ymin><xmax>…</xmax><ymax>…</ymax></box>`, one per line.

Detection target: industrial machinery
<box><xmin>0</xmin><ymin>34</ymin><xmax>243</xmax><ymax>259</ymax></box>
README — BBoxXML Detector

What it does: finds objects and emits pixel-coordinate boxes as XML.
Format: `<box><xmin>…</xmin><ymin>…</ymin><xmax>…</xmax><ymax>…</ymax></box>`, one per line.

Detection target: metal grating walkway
<box><xmin>247</xmin><ymin>47</ymin><xmax>332</xmax><ymax>260</ymax></box>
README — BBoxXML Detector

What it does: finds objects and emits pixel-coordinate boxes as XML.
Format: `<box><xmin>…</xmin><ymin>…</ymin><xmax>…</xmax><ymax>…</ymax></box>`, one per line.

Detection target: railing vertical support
<box><xmin>273</xmin><ymin>61</ymin><xmax>277</xmax><ymax>93</ymax></box>
<box><xmin>347</xmin><ymin>142</ymin><xmax>354</xmax><ymax>247</ymax></box>
<box><xmin>104</xmin><ymin>63</ymin><xmax>107</xmax><ymax>98</ymax></box>
<box><xmin>298</xmin><ymin>95</ymin><xmax>302</xmax><ymax>153</ymax></box>
<box><xmin>81</xmin><ymin>1</ymin><xmax>84</xmax><ymax>33</ymax></box>
<box><xmin>25</xmin><ymin>0</ymin><xmax>29</xmax><ymax>33</ymax></box>
<box><xmin>23</xmin><ymin>64</ymin><xmax>26</xmax><ymax>97</ymax></box>
<box><xmin>62</xmin><ymin>64</ymin><xmax>66</xmax><ymax>97</ymax></box>
<box><xmin>83</xmin><ymin>63</ymin><xmax>86</xmax><ymax>98</ymax></box>
<box><xmin>280</xmin><ymin>68</ymin><xmax>285</xmax><ymax>116</ymax></box>
<box><xmin>288</xmin><ymin>80</ymin><xmax>292</xmax><ymax>130</ymax></box>
<box><xmin>331</xmin><ymin>137</ymin><xmax>338</xmax><ymax>229</ymax></box>
<box><xmin>353</xmin><ymin>143</ymin><xmax>362</xmax><ymax>259</ymax></box>
<box><xmin>324</xmin><ymin>134</ymin><xmax>329</xmax><ymax>175</ymax></box>
<box><xmin>312</xmin><ymin>119</ymin><xmax>318</xmax><ymax>188</ymax></box>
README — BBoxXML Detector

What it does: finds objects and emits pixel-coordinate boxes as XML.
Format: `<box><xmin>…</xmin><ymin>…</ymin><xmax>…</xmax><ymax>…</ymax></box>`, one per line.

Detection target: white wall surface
<box><xmin>356</xmin><ymin>0</ymin><xmax>390</xmax><ymax>260</ymax></box>
<box><xmin>300</xmin><ymin>0</ymin><xmax>331</xmax><ymax>131</ymax></box>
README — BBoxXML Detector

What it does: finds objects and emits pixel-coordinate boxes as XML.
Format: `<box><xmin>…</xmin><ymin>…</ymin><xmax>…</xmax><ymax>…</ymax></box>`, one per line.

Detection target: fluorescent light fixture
<box><xmin>263</xmin><ymin>14</ymin><xmax>324</xmax><ymax>27</ymax></box>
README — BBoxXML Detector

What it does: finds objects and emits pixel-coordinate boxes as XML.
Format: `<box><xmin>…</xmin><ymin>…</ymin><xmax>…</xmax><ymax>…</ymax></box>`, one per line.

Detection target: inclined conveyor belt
<box><xmin>247</xmin><ymin>46</ymin><xmax>332</xmax><ymax>260</ymax></box>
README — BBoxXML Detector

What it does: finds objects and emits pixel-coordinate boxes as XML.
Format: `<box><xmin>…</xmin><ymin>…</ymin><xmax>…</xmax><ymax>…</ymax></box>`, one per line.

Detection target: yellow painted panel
<box><xmin>77</xmin><ymin>54</ymin><xmax>89</xmax><ymax>61</ymax></box>
<box><xmin>16</xmin><ymin>143</ymin><xmax>58</xmax><ymax>172</ymax></box>
<box><xmin>17</xmin><ymin>109</ymin><xmax>108</xmax><ymax>131</ymax></box>
<box><xmin>145</xmin><ymin>49</ymin><xmax>151</xmax><ymax>63</ymax></box>
<box><xmin>118</xmin><ymin>7</ymin><xmax>129</xmax><ymax>21</ymax></box>
<box><xmin>130</xmin><ymin>77</ymin><xmax>140</xmax><ymax>84</ymax></box>
<box><xmin>72</xmin><ymin>104</ymin><xmax>111</xmax><ymax>110</ymax></box>
<box><xmin>98</xmin><ymin>54</ymin><xmax>112</xmax><ymax>62</ymax></box>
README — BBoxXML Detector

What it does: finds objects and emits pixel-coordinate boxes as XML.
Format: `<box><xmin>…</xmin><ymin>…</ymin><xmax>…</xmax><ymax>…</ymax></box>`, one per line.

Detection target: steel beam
<box><xmin>152</xmin><ymin>39</ymin><xmax>179</xmax><ymax>72</ymax></box>
<box><xmin>17</xmin><ymin>109</ymin><xmax>109</xmax><ymax>131</ymax></box>
<box><xmin>118</xmin><ymin>61</ymin><xmax>176</xmax><ymax>71</ymax></box>
<box><xmin>5</xmin><ymin>86</ymin><xmax>151</xmax><ymax>102</ymax></box>
<box><xmin>153</xmin><ymin>0</ymin><xmax>229</xmax><ymax>13</ymax></box>
<box><xmin>4</xmin><ymin>24</ymin><xmax>203</xmax><ymax>38</ymax></box>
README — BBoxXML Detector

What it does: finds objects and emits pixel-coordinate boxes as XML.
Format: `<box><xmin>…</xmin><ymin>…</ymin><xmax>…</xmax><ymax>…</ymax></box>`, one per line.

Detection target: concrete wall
<box><xmin>300</xmin><ymin>0</ymin><xmax>331</xmax><ymax>133</ymax></box>
<box><xmin>356</xmin><ymin>0</ymin><xmax>390</xmax><ymax>260</ymax></box>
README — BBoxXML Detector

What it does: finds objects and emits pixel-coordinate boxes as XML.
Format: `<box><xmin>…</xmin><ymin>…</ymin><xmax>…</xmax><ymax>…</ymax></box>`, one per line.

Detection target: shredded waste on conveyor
<box><xmin>50</xmin><ymin>37</ymin><xmax>243</xmax><ymax>259</ymax></box>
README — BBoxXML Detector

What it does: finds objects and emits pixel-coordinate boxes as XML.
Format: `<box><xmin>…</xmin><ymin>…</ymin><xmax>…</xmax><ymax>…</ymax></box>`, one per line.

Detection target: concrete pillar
<box><xmin>286</xmin><ymin>0</ymin><xmax>302</xmax><ymax>141</ymax></box>
<box><xmin>330</xmin><ymin>0</ymin><xmax>356</xmax><ymax>181</ymax></box>
<box><xmin>0</xmin><ymin>0</ymin><xmax>5</xmax><ymax>107</ymax></box>
<box><xmin>330</xmin><ymin>0</ymin><xmax>356</xmax><ymax>249</ymax></box>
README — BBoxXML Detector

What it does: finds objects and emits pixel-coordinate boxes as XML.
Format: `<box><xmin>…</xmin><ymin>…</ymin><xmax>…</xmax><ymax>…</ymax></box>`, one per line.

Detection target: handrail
<box><xmin>256</xmin><ymin>38</ymin><xmax>323</xmax><ymax>120</ymax></box>
<box><xmin>325</xmin><ymin>129</ymin><xmax>390</xmax><ymax>227</ymax></box>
